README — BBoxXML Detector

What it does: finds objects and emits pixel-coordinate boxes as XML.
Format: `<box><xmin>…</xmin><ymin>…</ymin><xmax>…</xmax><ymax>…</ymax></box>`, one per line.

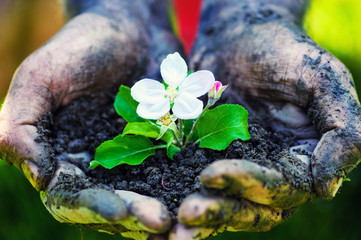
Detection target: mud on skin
<box><xmin>36</xmin><ymin>89</ymin><xmax>313</xmax><ymax>220</ymax></box>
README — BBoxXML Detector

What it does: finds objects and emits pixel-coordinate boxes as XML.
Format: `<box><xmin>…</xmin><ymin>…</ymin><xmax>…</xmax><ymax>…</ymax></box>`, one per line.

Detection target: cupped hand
<box><xmin>170</xmin><ymin>0</ymin><xmax>361</xmax><ymax>238</ymax></box>
<box><xmin>0</xmin><ymin>0</ymin><xmax>181</xmax><ymax>238</ymax></box>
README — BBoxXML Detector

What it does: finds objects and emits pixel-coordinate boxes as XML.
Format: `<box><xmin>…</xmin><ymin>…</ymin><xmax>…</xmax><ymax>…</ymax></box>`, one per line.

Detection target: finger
<box><xmin>200</xmin><ymin>159</ymin><xmax>313</xmax><ymax>209</ymax></box>
<box><xmin>0</xmin><ymin>116</ymin><xmax>55</xmax><ymax>191</ymax></box>
<box><xmin>114</xmin><ymin>190</ymin><xmax>172</xmax><ymax>234</ymax></box>
<box><xmin>283</xmin><ymin>32</ymin><xmax>361</xmax><ymax>199</ymax></box>
<box><xmin>169</xmin><ymin>223</ymin><xmax>217</xmax><ymax>240</ymax></box>
<box><xmin>42</xmin><ymin>160</ymin><xmax>171</xmax><ymax>234</ymax></box>
<box><xmin>291</xmin><ymin>38</ymin><xmax>361</xmax><ymax>199</ymax></box>
<box><xmin>0</xmin><ymin>40</ymin><xmax>58</xmax><ymax>191</ymax></box>
<box><xmin>312</xmin><ymin>126</ymin><xmax>361</xmax><ymax>199</ymax></box>
<box><xmin>178</xmin><ymin>193</ymin><xmax>294</xmax><ymax>232</ymax></box>
<box><xmin>42</xmin><ymin>161</ymin><xmax>128</xmax><ymax>224</ymax></box>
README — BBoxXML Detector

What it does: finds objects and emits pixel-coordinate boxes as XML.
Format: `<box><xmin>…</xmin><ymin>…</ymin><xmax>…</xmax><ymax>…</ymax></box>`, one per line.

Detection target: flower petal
<box><xmin>136</xmin><ymin>99</ymin><xmax>170</xmax><ymax>120</ymax></box>
<box><xmin>160</xmin><ymin>52</ymin><xmax>188</xmax><ymax>87</ymax></box>
<box><xmin>131</xmin><ymin>79</ymin><xmax>165</xmax><ymax>104</ymax></box>
<box><xmin>172</xmin><ymin>92</ymin><xmax>203</xmax><ymax>120</ymax></box>
<box><xmin>179</xmin><ymin>70</ymin><xmax>215</xmax><ymax>97</ymax></box>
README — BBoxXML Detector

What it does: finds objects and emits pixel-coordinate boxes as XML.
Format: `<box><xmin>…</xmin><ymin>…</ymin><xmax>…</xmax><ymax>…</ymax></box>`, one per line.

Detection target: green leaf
<box><xmin>89</xmin><ymin>161</ymin><xmax>100</xmax><ymax>169</ymax></box>
<box><xmin>123</xmin><ymin>122</ymin><xmax>174</xmax><ymax>142</ymax></box>
<box><xmin>114</xmin><ymin>85</ymin><xmax>144</xmax><ymax>123</ymax></box>
<box><xmin>123</xmin><ymin>122</ymin><xmax>160</xmax><ymax>139</ymax></box>
<box><xmin>166</xmin><ymin>143</ymin><xmax>180</xmax><ymax>160</ymax></box>
<box><xmin>196</xmin><ymin>104</ymin><xmax>251</xmax><ymax>150</ymax></box>
<box><xmin>123</xmin><ymin>121</ymin><xmax>179</xmax><ymax>159</ymax></box>
<box><xmin>122</xmin><ymin>121</ymin><xmax>179</xmax><ymax>159</ymax></box>
<box><xmin>160</xmin><ymin>129</ymin><xmax>174</xmax><ymax>144</ymax></box>
<box><xmin>90</xmin><ymin>135</ymin><xmax>160</xmax><ymax>169</ymax></box>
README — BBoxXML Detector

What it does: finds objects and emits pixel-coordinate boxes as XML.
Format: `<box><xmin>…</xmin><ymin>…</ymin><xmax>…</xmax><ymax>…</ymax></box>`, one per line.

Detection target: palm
<box><xmin>171</xmin><ymin>0</ymin><xmax>361</xmax><ymax>238</ymax></box>
<box><xmin>0</xmin><ymin>0</ymin><xmax>182</xmax><ymax>238</ymax></box>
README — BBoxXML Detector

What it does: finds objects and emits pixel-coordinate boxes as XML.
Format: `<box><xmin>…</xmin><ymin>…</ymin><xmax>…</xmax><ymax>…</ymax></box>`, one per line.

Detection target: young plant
<box><xmin>89</xmin><ymin>52</ymin><xmax>250</xmax><ymax>169</ymax></box>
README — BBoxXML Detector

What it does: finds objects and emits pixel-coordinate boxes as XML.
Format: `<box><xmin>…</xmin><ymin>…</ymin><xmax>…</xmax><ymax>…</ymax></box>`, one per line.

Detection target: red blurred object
<box><xmin>173</xmin><ymin>0</ymin><xmax>202</xmax><ymax>55</ymax></box>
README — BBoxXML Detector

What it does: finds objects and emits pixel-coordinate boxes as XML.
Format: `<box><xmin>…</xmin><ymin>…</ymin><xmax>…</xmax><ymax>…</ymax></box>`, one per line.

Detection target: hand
<box><xmin>170</xmin><ymin>0</ymin><xmax>361</xmax><ymax>238</ymax></box>
<box><xmin>0</xmin><ymin>0</ymin><xmax>181</xmax><ymax>238</ymax></box>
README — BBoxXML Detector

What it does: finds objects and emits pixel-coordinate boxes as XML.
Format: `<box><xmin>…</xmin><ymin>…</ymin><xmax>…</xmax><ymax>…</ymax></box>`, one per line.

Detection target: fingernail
<box><xmin>21</xmin><ymin>160</ymin><xmax>42</xmax><ymax>191</ymax></box>
<box><xmin>324</xmin><ymin>177</ymin><xmax>344</xmax><ymax>200</ymax></box>
<box><xmin>130</xmin><ymin>198</ymin><xmax>171</xmax><ymax>233</ymax></box>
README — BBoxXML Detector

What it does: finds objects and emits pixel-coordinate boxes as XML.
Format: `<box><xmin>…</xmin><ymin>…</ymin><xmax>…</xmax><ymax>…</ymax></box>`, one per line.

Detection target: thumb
<box><xmin>0</xmin><ymin>57</ymin><xmax>56</xmax><ymax>191</ymax></box>
<box><xmin>308</xmin><ymin>53</ymin><xmax>361</xmax><ymax>199</ymax></box>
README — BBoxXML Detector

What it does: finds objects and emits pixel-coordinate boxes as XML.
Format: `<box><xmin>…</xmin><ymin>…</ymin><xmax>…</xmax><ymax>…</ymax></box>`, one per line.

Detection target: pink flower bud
<box><xmin>214</xmin><ymin>81</ymin><xmax>223</xmax><ymax>92</ymax></box>
<box><xmin>208</xmin><ymin>81</ymin><xmax>228</xmax><ymax>105</ymax></box>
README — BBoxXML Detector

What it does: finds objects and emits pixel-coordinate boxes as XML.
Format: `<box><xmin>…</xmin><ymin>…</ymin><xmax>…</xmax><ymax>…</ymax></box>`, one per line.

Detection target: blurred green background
<box><xmin>1</xmin><ymin>0</ymin><xmax>361</xmax><ymax>239</ymax></box>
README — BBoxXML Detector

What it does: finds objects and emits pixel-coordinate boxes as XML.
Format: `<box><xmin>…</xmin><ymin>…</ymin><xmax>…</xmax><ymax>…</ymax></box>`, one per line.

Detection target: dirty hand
<box><xmin>0</xmin><ymin>0</ymin><xmax>180</xmax><ymax>238</ymax></box>
<box><xmin>170</xmin><ymin>0</ymin><xmax>361</xmax><ymax>238</ymax></box>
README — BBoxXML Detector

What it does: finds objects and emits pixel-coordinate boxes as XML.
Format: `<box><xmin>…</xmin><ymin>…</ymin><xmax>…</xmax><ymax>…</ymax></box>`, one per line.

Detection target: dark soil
<box><xmin>37</xmin><ymin>89</ymin><xmax>313</xmax><ymax>219</ymax></box>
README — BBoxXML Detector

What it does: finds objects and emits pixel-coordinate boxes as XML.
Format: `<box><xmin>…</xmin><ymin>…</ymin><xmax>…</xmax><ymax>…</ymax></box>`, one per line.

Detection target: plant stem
<box><xmin>154</xmin><ymin>144</ymin><xmax>167</xmax><ymax>149</ymax></box>
<box><xmin>184</xmin><ymin>104</ymin><xmax>210</xmax><ymax>146</ymax></box>
<box><xmin>172</xmin><ymin>127</ymin><xmax>182</xmax><ymax>146</ymax></box>
<box><xmin>179</xmin><ymin>119</ymin><xmax>184</xmax><ymax>145</ymax></box>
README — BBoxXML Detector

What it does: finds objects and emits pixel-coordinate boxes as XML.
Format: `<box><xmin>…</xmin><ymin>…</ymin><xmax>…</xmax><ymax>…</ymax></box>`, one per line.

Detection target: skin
<box><xmin>0</xmin><ymin>0</ymin><xmax>360</xmax><ymax>239</ymax></box>
<box><xmin>177</xmin><ymin>0</ymin><xmax>361</xmax><ymax>238</ymax></box>
<box><xmin>0</xmin><ymin>0</ymin><xmax>181</xmax><ymax>238</ymax></box>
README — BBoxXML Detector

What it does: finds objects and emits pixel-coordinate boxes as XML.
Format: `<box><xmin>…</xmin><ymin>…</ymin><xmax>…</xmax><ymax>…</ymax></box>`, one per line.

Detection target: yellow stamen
<box><xmin>164</xmin><ymin>86</ymin><xmax>179</xmax><ymax>102</ymax></box>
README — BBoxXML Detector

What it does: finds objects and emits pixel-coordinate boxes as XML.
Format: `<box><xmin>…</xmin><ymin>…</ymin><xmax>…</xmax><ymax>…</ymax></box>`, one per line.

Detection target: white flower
<box><xmin>131</xmin><ymin>52</ymin><xmax>215</xmax><ymax>120</ymax></box>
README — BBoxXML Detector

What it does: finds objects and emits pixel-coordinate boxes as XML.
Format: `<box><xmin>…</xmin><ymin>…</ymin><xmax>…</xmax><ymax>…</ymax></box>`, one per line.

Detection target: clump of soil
<box><xmin>37</xmin><ymin>90</ymin><xmax>312</xmax><ymax>218</ymax></box>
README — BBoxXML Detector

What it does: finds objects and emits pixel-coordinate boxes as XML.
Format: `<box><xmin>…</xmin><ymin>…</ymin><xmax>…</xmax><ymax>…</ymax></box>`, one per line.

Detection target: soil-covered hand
<box><xmin>0</xmin><ymin>0</ymin><xmax>180</xmax><ymax>238</ymax></box>
<box><xmin>170</xmin><ymin>0</ymin><xmax>361</xmax><ymax>238</ymax></box>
